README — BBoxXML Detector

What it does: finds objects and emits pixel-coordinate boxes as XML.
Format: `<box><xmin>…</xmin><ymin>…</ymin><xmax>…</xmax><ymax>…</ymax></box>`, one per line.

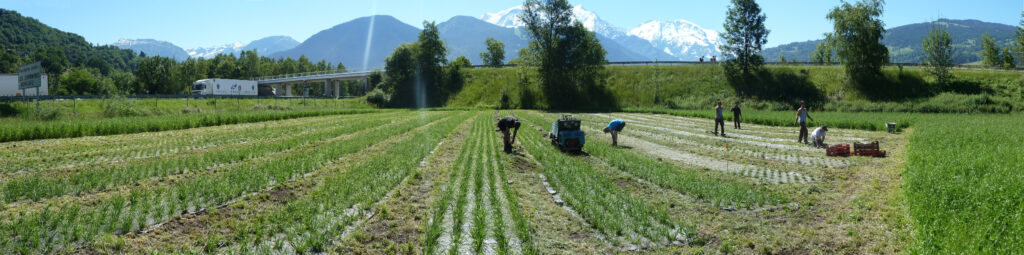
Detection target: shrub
<box><xmin>365</xmin><ymin>88</ymin><xmax>389</xmax><ymax>107</ymax></box>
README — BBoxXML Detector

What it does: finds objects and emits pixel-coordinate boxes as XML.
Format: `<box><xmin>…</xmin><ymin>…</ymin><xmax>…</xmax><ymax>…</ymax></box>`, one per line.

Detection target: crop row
<box><xmin>0</xmin><ymin>108</ymin><xmax>384</xmax><ymax>143</ymax></box>
<box><xmin>515</xmin><ymin>112</ymin><xmax>686</xmax><ymax>247</ymax></box>
<box><xmin>217</xmin><ymin>111</ymin><xmax>472</xmax><ymax>253</ymax></box>
<box><xmin>577</xmin><ymin>113</ymin><xmax>831</xmax><ymax>179</ymax></box>
<box><xmin>0</xmin><ymin>113</ymin><xmax>367</xmax><ymax>175</ymax></box>
<box><xmin>422</xmin><ymin>113</ymin><xmax>534</xmax><ymax>255</ymax></box>
<box><xmin>0</xmin><ymin>112</ymin><xmax>405</xmax><ymax>203</ymax></box>
<box><xmin>0</xmin><ymin>112</ymin><xmax>335</xmax><ymax>162</ymax></box>
<box><xmin>0</xmin><ymin>111</ymin><xmax>447</xmax><ymax>254</ymax></box>
<box><xmin>622</xmin><ymin>108</ymin><xmax>914</xmax><ymax>132</ymax></box>
<box><xmin>520</xmin><ymin>112</ymin><xmax>788</xmax><ymax>209</ymax></box>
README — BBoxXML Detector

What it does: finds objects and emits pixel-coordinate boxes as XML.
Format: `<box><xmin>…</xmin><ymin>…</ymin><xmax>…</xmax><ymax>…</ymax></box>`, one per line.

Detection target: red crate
<box><xmin>826</xmin><ymin>144</ymin><xmax>850</xmax><ymax>157</ymax></box>
<box><xmin>854</xmin><ymin>141</ymin><xmax>887</xmax><ymax>157</ymax></box>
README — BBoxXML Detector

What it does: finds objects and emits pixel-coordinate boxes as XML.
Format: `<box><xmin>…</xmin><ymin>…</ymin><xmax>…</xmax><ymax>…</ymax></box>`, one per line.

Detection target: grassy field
<box><xmin>0</xmin><ymin>97</ymin><xmax>379</xmax><ymax>142</ymax></box>
<box><xmin>451</xmin><ymin>65</ymin><xmax>1024</xmax><ymax>113</ymax></box>
<box><xmin>0</xmin><ymin>108</ymin><xmax>1019</xmax><ymax>253</ymax></box>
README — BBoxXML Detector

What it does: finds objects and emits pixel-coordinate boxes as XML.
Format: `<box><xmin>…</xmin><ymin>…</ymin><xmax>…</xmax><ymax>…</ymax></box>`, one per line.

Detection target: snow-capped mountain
<box><xmin>479</xmin><ymin>5</ymin><xmax>723</xmax><ymax>61</ymax></box>
<box><xmin>629</xmin><ymin>20</ymin><xmax>723</xmax><ymax>60</ymax></box>
<box><xmin>480</xmin><ymin>6</ymin><xmax>526</xmax><ymax>28</ymax></box>
<box><xmin>186</xmin><ymin>42</ymin><xmax>245</xmax><ymax>59</ymax></box>
<box><xmin>480</xmin><ymin>5</ymin><xmax>626</xmax><ymax>40</ymax></box>
<box><xmin>111</xmin><ymin>39</ymin><xmax>190</xmax><ymax>60</ymax></box>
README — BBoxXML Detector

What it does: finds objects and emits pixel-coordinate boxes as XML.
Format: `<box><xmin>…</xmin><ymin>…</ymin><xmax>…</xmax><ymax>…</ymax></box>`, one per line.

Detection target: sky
<box><xmin>2</xmin><ymin>0</ymin><xmax>1021</xmax><ymax>49</ymax></box>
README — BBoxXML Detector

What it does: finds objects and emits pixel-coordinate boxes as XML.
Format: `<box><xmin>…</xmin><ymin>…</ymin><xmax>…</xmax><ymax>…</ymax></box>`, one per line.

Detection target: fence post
<box><xmin>73</xmin><ymin>98</ymin><xmax>77</xmax><ymax>117</ymax></box>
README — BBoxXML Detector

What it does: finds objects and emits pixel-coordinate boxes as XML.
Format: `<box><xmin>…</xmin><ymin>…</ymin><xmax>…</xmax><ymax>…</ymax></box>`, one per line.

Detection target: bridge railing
<box><xmin>253</xmin><ymin>69</ymin><xmax>381</xmax><ymax>82</ymax></box>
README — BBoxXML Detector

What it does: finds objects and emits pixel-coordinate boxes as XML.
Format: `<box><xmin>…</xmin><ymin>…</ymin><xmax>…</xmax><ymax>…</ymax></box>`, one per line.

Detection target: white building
<box><xmin>0</xmin><ymin>74</ymin><xmax>49</xmax><ymax>96</ymax></box>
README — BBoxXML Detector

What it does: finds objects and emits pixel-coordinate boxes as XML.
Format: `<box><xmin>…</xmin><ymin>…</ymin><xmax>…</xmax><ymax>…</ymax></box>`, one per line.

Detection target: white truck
<box><xmin>191</xmin><ymin>79</ymin><xmax>260</xmax><ymax>96</ymax></box>
<box><xmin>0</xmin><ymin>73</ymin><xmax>49</xmax><ymax>97</ymax></box>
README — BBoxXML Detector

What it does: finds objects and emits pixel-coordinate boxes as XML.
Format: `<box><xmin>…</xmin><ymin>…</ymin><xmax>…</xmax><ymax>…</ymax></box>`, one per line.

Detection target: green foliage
<box><xmin>1002</xmin><ymin>47</ymin><xmax>1015</xmax><ymax>68</ymax></box>
<box><xmin>135</xmin><ymin>56</ymin><xmax>180</xmax><ymax>94</ymax></box>
<box><xmin>480</xmin><ymin>37</ymin><xmax>506</xmax><ymax>67</ymax></box>
<box><xmin>810</xmin><ymin>40</ymin><xmax>835</xmax><ymax>64</ymax></box>
<box><xmin>365</xmin><ymin>88</ymin><xmax>390</xmax><ymax>106</ymax></box>
<box><xmin>61</xmin><ymin>67</ymin><xmax>117</xmax><ymax>95</ymax></box>
<box><xmin>520</xmin><ymin>0</ymin><xmax>611</xmax><ymax>109</ymax></box>
<box><xmin>905</xmin><ymin>115</ymin><xmax>1024</xmax><ymax>253</ymax></box>
<box><xmin>981</xmin><ymin>32</ymin><xmax>1002</xmax><ymax>67</ymax></box>
<box><xmin>827</xmin><ymin>0</ymin><xmax>889</xmax><ymax>95</ymax></box>
<box><xmin>720</xmin><ymin>0</ymin><xmax>769</xmax><ymax>79</ymax></box>
<box><xmin>382</xmin><ymin>21</ymin><xmax>465</xmax><ymax>108</ymax></box>
<box><xmin>922</xmin><ymin>25</ymin><xmax>953</xmax><ymax>86</ymax></box>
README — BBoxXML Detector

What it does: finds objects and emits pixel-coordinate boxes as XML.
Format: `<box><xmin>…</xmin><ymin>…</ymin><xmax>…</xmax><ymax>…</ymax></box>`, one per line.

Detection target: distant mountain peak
<box><xmin>478</xmin><ymin>6</ymin><xmax>722</xmax><ymax>60</ymax></box>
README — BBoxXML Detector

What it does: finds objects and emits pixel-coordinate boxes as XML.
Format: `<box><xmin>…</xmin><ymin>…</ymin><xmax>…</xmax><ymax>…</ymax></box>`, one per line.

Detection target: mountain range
<box><xmin>113</xmin><ymin>36</ymin><xmax>299</xmax><ymax>60</ymax></box>
<box><xmin>106</xmin><ymin>8</ymin><xmax>1019</xmax><ymax>69</ymax></box>
<box><xmin>761</xmin><ymin>19</ymin><xmax>1019</xmax><ymax>64</ymax></box>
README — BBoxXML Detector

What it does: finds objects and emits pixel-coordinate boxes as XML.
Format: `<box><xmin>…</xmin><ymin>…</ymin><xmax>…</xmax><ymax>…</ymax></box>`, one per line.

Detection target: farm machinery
<box><xmin>549</xmin><ymin>115</ymin><xmax>586</xmax><ymax>151</ymax></box>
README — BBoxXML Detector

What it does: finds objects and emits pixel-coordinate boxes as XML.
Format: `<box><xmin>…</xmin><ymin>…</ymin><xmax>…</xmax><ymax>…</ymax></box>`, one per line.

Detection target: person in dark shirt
<box><xmin>731</xmin><ymin>103</ymin><xmax>742</xmax><ymax>129</ymax></box>
<box><xmin>714</xmin><ymin>101</ymin><xmax>725</xmax><ymax>136</ymax></box>
<box><xmin>497</xmin><ymin>116</ymin><xmax>521</xmax><ymax>152</ymax></box>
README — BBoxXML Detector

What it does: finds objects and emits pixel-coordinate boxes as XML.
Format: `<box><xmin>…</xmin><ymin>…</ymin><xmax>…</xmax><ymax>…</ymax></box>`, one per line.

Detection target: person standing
<box><xmin>731</xmin><ymin>103</ymin><xmax>742</xmax><ymax>129</ymax></box>
<box><xmin>497</xmin><ymin>116</ymin><xmax>521</xmax><ymax>152</ymax></box>
<box><xmin>603</xmin><ymin>119</ymin><xmax>627</xmax><ymax>146</ymax></box>
<box><xmin>714</xmin><ymin>101</ymin><xmax>726</xmax><ymax>136</ymax></box>
<box><xmin>796</xmin><ymin>101</ymin><xmax>814</xmax><ymax>144</ymax></box>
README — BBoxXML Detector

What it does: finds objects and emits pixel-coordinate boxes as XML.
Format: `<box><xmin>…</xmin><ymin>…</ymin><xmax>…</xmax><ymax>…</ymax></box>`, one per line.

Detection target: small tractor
<box><xmin>549</xmin><ymin>115</ymin><xmax>586</xmax><ymax>151</ymax></box>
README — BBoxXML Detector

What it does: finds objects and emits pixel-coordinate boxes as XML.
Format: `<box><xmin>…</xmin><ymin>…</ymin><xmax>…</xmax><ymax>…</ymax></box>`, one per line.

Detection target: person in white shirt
<box><xmin>810</xmin><ymin>126</ymin><xmax>828</xmax><ymax>148</ymax></box>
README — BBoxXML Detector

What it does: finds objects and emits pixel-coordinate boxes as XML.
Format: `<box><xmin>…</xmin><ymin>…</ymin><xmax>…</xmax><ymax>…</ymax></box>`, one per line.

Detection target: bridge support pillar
<box><xmin>285</xmin><ymin>84</ymin><xmax>292</xmax><ymax>97</ymax></box>
<box><xmin>333</xmin><ymin>81</ymin><xmax>341</xmax><ymax>98</ymax></box>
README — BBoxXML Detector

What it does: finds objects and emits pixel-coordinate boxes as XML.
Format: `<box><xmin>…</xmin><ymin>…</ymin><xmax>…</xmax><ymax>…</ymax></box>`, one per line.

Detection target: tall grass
<box><xmin>0</xmin><ymin>108</ymin><xmax>385</xmax><ymax>142</ymax></box>
<box><xmin>904</xmin><ymin>114</ymin><xmax>1024</xmax><ymax>253</ymax></box>
<box><xmin>453</xmin><ymin>65</ymin><xmax>1024</xmax><ymax>113</ymax></box>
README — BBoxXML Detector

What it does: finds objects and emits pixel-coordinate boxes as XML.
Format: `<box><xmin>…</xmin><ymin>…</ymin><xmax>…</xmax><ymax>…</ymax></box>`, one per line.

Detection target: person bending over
<box><xmin>603</xmin><ymin>119</ymin><xmax>627</xmax><ymax>146</ymax></box>
<box><xmin>497</xmin><ymin>116</ymin><xmax>521</xmax><ymax>152</ymax></box>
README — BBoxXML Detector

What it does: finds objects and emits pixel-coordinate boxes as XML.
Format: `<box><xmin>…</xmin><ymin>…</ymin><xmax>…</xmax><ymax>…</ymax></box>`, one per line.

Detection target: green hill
<box><xmin>761</xmin><ymin>19</ymin><xmax>1019</xmax><ymax>64</ymax></box>
<box><xmin>449</xmin><ymin>65</ymin><xmax>1024</xmax><ymax>113</ymax></box>
<box><xmin>0</xmin><ymin>8</ymin><xmax>137</xmax><ymax>73</ymax></box>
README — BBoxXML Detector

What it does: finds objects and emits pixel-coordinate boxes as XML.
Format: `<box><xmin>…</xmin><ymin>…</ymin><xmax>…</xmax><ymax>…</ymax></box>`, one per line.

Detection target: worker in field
<box><xmin>796</xmin><ymin>101</ymin><xmax>814</xmax><ymax>144</ymax></box>
<box><xmin>603</xmin><ymin>119</ymin><xmax>627</xmax><ymax>146</ymax></box>
<box><xmin>497</xmin><ymin>116</ymin><xmax>521</xmax><ymax>153</ymax></box>
<box><xmin>714</xmin><ymin>101</ymin><xmax>726</xmax><ymax>136</ymax></box>
<box><xmin>810</xmin><ymin>126</ymin><xmax>829</xmax><ymax>148</ymax></box>
<box><xmin>731</xmin><ymin>102</ymin><xmax>742</xmax><ymax>129</ymax></box>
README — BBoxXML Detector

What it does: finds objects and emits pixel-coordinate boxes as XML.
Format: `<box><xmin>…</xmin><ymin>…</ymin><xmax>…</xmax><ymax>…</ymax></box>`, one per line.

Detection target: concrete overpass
<box><xmin>256</xmin><ymin>70</ymin><xmax>377</xmax><ymax>98</ymax></box>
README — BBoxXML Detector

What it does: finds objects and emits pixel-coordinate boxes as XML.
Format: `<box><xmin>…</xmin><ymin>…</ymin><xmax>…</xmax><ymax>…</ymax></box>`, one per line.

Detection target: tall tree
<box><xmin>1002</xmin><ymin>47</ymin><xmax>1016</xmax><ymax>68</ymax></box>
<box><xmin>810</xmin><ymin>40</ymin><xmax>835</xmax><ymax>64</ymax></box>
<box><xmin>720</xmin><ymin>0</ymin><xmax>769</xmax><ymax>79</ymax></box>
<box><xmin>827</xmin><ymin>0</ymin><xmax>889</xmax><ymax>92</ymax></box>
<box><xmin>520</xmin><ymin>0</ymin><xmax>608</xmax><ymax>109</ymax></box>
<box><xmin>981</xmin><ymin>32</ymin><xmax>1002</xmax><ymax>67</ymax></box>
<box><xmin>1016</xmin><ymin>11</ymin><xmax>1024</xmax><ymax>66</ymax></box>
<box><xmin>135</xmin><ymin>56</ymin><xmax>179</xmax><ymax>94</ymax></box>
<box><xmin>415</xmin><ymin>21</ymin><xmax>448</xmax><ymax>106</ymax></box>
<box><xmin>922</xmin><ymin>24</ymin><xmax>953</xmax><ymax>86</ymax></box>
<box><xmin>480</xmin><ymin>37</ymin><xmax>506</xmax><ymax>67</ymax></box>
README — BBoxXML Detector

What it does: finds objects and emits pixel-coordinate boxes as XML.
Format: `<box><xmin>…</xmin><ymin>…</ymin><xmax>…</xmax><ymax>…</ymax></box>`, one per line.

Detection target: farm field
<box><xmin>0</xmin><ymin>109</ymin><xmax>921</xmax><ymax>254</ymax></box>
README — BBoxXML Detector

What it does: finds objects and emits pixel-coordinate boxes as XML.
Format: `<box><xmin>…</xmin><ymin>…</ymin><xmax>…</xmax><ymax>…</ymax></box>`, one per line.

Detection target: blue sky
<box><xmin>3</xmin><ymin>0</ymin><xmax>1021</xmax><ymax>49</ymax></box>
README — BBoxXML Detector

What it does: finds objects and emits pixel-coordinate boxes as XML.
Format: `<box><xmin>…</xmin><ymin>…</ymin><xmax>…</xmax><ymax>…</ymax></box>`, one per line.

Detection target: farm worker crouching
<box><xmin>796</xmin><ymin>101</ymin><xmax>815</xmax><ymax>144</ymax></box>
<box><xmin>497</xmin><ymin>116</ymin><xmax>521</xmax><ymax>153</ymax></box>
<box><xmin>714</xmin><ymin>101</ymin><xmax>726</xmax><ymax>136</ymax></box>
<box><xmin>731</xmin><ymin>103</ymin><xmax>742</xmax><ymax>129</ymax></box>
<box><xmin>603</xmin><ymin>119</ymin><xmax>627</xmax><ymax>146</ymax></box>
<box><xmin>810</xmin><ymin>126</ymin><xmax>828</xmax><ymax>148</ymax></box>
